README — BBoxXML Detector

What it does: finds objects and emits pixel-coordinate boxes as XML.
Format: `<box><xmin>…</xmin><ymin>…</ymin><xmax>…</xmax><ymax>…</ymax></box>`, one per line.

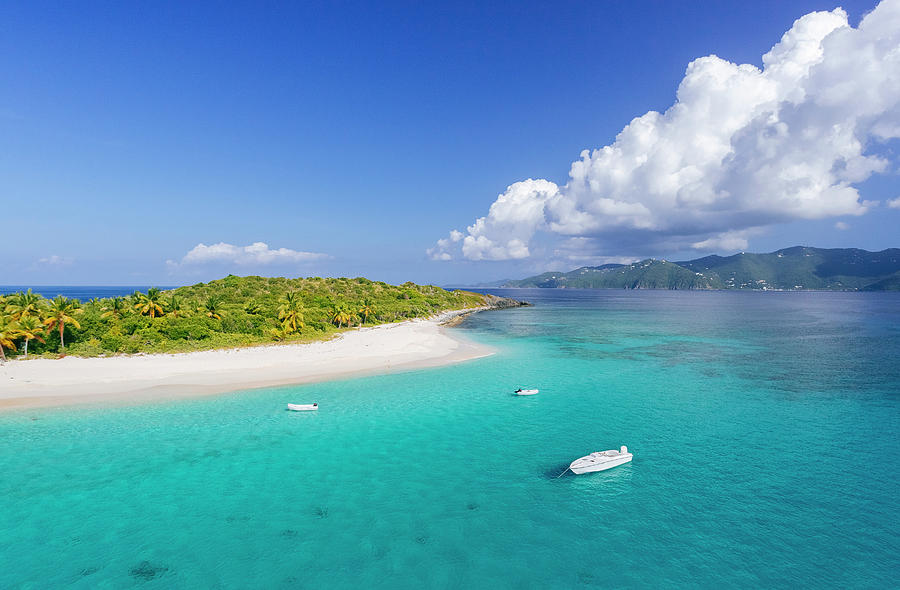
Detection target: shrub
<box><xmin>67</xmin><ymin>338</ymin><xmax>104</xmax><ymax>357</ymax></box>
<box><xmin>101</xmin><ymin>332</ymin><xmax>125</xmax><ymax>352</ymax></box>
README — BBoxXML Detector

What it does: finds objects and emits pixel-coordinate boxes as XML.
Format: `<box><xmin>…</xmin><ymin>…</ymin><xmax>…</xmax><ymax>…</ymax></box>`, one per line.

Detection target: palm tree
<box><xmin>0</xmin><ymin>315</ymin><xmax>18</xmax><ymax>362</ymax></box>
<box><xmin>166</xmin><ymin>294</ymin><xmax>184</xmax><ymax>318</ymax></box>
<box><xmin>358</xmin><ymin>299</ymin><xmax>376</xmax><ymax>326</ymax></box>
<box><xmin>5</xmin><ymin>288</ymin><xmax>44</xmax><ymax>321</ymax></box>
<box><xmin>268</xmin><ymin>325</ymin><xmax>290</xmax><ymax>341</ymax></box>
<box><xmin>329</xmin><ymin>304</ymin><xmax>353</xmax><ymax>328</ymax></box>
<box><xmin>43</xmin><ymin>296</ymin><xmax>83</xmax><ymax>352</ymax></box>
<box><xmin>134</xmin><ymin>288</ymin><xmax>165</xmax><ymax>318</ymax></box>
<box><xmin>244</xmin><ymin>300</ymin><xmax>262</xmax><ymax>315</ymax></box>
<box><xmin>15</xmin><ymin>315</ymin><xmax>45</xmax><ymax>358</ymax></box>
<box><xmin>329</xmin><ymin>304</ymin><xmax>342</xmax><ymax>328</ymax></box>
<box><xmin>277</xmin><ymin>292</ymin><xmax>304</xmax><ymax>333</ymax></box>
<box><xmin>101</xmin><ymin>297</ymin><xmax>128</xmax><ymax>319</ymax></box>
<box><xmin>202</xmin><ymin>296</ymin><xmax>222</xmax><ymax>320</ymax></box>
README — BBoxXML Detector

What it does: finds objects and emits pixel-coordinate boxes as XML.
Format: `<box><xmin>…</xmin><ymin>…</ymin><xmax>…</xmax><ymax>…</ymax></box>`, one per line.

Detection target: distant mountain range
<box><xmin>497</xmin><ymin>247</ymin><xmax>900</xmax><ymax>291</ymax></box>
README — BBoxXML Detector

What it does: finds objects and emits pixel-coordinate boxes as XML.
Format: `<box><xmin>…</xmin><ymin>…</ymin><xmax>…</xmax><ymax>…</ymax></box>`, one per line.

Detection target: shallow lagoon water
<box><xmin>1</xmin><ymin>290</ymin><xmax>898</xmax><ymax>588</ymax></box>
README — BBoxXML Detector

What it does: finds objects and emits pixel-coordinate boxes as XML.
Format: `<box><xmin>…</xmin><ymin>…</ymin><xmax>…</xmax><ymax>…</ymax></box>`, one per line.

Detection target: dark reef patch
<box><xmin>577</xmin><ymin>571</ymin><xmax>600</xmax><ymax>585</ymax></box>
<box><xmin>129</xmin><ymin>561</ymin><xmax>168</xmax><ymax>581</ymax></box>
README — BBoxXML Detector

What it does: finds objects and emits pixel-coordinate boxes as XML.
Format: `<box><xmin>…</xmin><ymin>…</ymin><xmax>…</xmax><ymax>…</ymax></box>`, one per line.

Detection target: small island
<box><xmin>0</xmin><ymin>275</ymin><xmax>524</xmax><ymax>360</ymax></box>
<box><xmin>0</xmin><ymin>276</ymin><xmax>527</xmax><ymax>410</ymax></box>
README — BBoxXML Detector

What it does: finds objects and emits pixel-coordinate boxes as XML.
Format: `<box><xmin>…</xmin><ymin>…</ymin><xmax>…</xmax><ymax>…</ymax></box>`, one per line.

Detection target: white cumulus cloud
<box><xmin>888</xmin><ymin>197</ymin><xmax>900</xmax><ymax>209</ymax></box>
<box><xmin>429</xmin><ymin>179</ymin><xmax>559</xmax><ymax>261</ymax></box>
<box><xmin>692</xmin><ymin>230</ymin><xmax>758</xmax><ymax>251</ymax></box>
<box><xmin>168</xmin><ymin>242</ymin><xmax>328</xmax><ymax>267</ymax></box>
<box><xmin>431</xmin><ymin>0</ymin><xmax>900</xmax><ymax>261</ymax></box>
<box><xmin>37</xmin><ymin>255</ymin><xmax>73</xmax><ymax>266</ymax></box>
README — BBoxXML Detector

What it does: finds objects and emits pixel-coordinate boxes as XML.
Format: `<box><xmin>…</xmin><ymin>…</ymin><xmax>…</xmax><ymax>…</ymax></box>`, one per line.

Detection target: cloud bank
<box><xmin>430</xmin><ymin>0</ymin><xmax>900</xmax><ymax>262</ymax></box>
<box><xmin>168</xmin><ymin>242</ymin><xmax>328</xmax><ymax>267</ymax></box>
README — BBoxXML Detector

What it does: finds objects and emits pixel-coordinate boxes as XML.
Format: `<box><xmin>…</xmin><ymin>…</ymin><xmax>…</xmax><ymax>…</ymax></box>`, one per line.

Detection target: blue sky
<box><xmin>2</xmin><ymin>0</ymin><xmax>897</xmax><ymax>286</ymax></box>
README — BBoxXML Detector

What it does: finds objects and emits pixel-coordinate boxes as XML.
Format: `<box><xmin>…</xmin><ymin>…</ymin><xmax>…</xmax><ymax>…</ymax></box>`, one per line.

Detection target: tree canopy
<box><xmin>0</xmin><ymin>275</ymin><xmax>490</xmax><ymax>358</ymax></box>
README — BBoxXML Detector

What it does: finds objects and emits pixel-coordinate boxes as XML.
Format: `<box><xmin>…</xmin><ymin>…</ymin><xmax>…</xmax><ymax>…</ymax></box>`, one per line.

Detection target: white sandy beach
<box><xmin>0</xmin><ymin>310</ymin><xmax>494</xmax><ymax>411</ymax></box>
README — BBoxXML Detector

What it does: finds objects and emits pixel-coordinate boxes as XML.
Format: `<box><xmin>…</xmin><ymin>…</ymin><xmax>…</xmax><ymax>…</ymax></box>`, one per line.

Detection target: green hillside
<box><xmin>505</xmin><ymin>260</ymin><xmax>721</xmax><ymax>289</ymax></box>
<box><xmin>677</xmin><ymin>247</ymin><xmax>900</xmax><ymax>290</ymax></box>
<box><xmin>861</xmin><ymin>271</ymin><xmax>900</xmax><ymax>291</ymax></box>
<box><xmin>0</xmin><ymin>276</ymin><xmax>517</xmax><ymax>359</ymax></box>
<box><xmin>503</xmin><ymin>247</ymin><xmax>900</xmax><ymax>291</ymax></box>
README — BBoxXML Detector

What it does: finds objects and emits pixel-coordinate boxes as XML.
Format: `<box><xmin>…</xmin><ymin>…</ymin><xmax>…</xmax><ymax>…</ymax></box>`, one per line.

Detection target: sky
<box><xmin>2</xmin><ymin>0</ymin><xmax>898</xmax><ymax>286</ymax></box>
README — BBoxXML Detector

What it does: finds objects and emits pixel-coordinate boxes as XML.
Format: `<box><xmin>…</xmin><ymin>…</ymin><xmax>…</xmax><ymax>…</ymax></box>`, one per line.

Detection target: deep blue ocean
<box><xmin>0</xmin><ymin>286</ymin><xmax>177</xmax><ymax>301</ymax></box>
<box><xmin>1</xmin><ymin>290</ymin><xmax>898</xmax><ymax>588</ymax></box>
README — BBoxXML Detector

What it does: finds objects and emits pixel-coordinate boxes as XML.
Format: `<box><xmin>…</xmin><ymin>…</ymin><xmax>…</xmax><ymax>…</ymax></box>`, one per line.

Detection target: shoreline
<box><xmin>0</xmin><ymin>308</ymin><xmax>496</xmax><ymax>412</ymax></box>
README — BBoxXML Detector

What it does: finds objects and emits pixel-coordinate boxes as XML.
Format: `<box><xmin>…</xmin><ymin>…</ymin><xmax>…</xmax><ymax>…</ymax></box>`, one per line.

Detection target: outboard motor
<box><xmin>620</xmin><ymin>445</ymin><xmax>628</xmax><ymax>454</ymax></box>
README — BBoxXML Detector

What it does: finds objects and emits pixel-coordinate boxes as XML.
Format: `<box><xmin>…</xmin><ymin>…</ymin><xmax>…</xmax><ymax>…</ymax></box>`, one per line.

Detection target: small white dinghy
<box><xmin>287</xmin><ymin>403</ymin><xmax>318</xmax><ymax>411</ymax></box>
<box><xmin>569</xmin><ymin>446</ymin><xmax>632</xmax><ymax>474</ymax></box>
<box><xmin>515</xmin><ymin>388</ymin><xmax>539</xmax><ymax>396</ymax></box>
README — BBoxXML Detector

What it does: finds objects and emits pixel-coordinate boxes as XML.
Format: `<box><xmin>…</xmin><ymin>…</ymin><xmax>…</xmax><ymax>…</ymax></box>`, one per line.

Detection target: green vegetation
<box><xmin>678</xmin><ymin>247</ymin><xmax>900</xmax><ymax>290</ymax></box>
<box><xmin>0</xmin><ymin>276</ymin><xmax>493</xmax><ymax>359</ymax></box>
<box><xmin>43</xmin><ymin>295</ymin><xmax>84</xmax><ymax>351</ymax></box>
<box><xmin>862</xmin><ymin>271</ymin><xmax>900</xmax><ymax>291</ymax></box>
<box><xmin>505</xmin><ymin>247</ymin><xmax>900</xmax><ymax>290</ymax></box>
<box><xmin>506</xmin><ymin>260</ymin><xmax>722</xmax><ymax>289</ymax></box>
<box><xmin>0</xmin><ymin>314</ymin><xmax>18</xmax><ymax>362</ymax></box>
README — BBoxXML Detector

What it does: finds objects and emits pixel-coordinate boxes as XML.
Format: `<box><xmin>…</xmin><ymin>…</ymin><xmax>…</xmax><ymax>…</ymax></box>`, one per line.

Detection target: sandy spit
<box><xmin>0</xmin><ymin>309</ymin><xmax>494</xmax><ymax>412</ymax></box>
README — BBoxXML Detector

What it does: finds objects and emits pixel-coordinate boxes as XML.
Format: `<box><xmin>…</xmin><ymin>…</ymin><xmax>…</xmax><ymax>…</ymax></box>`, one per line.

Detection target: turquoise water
<box><xmin>2</xmin><ymin>290</ymin><xmax>899</xmax><ymax>588</ymax></box>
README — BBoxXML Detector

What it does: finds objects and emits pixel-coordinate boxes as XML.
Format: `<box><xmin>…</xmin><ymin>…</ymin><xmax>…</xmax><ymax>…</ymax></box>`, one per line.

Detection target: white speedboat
<box><xmin>569</xmin><ymin>446</ymin><xmax>632</xmax><ymax>474</ymax></box>
<box><xmin>515</xmin><ymin>388</ymin><xmax>539</xmax><ymax>395</ymax></box>
<box><xmin>287</xmin><ymin>403</ymin><xmax>318</xmax><ymax>411</ymax></box>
